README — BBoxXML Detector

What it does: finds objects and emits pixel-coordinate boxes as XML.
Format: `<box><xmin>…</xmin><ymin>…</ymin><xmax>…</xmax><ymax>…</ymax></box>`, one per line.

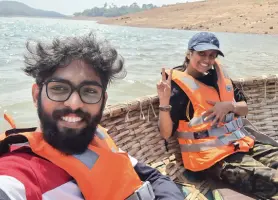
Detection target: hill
<box><xmin>98</xmin><ymin>0</ymin><xmax>278</xmax><ymax>35</ymax></box>
<box><xmin>0</xmin><ymin>1</ymin><xmax>65</xmax><ymax>18</ymax></box>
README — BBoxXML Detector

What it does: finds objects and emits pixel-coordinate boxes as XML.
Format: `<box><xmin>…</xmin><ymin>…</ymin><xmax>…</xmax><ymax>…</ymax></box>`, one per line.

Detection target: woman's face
<box><xmin>187</xmin><ymin>50</ymin><xmax>218</xmax><ymax>74</ymax></box>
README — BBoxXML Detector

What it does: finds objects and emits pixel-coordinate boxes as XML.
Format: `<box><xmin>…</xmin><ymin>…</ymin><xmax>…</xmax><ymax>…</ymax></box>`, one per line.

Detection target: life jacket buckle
<box><xmin>194</xmin><ymin>131</ymin><xmax>209</xmax><ymax>139</ymax></box>
<box><xmin>224</xmin><ymin>113</ymin><xmax>235</xmax><ymax>123</ymax></box>
<box><xmin>232</xmin><ymin>141</ymin><xmax>240</xmax><ymax>151</ymax></box>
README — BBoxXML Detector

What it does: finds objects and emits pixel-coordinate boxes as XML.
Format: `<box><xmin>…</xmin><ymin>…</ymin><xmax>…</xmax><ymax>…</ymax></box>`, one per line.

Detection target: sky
<box><xmin>8</xmin><ymin>0</ymin><xmax>196</xmax><ymax>15</ymax></box>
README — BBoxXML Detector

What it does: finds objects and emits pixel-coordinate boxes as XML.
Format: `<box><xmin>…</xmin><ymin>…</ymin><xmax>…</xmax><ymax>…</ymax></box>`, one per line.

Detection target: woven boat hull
<box><xmin>101</xmin><ymin>75</ymin><xmax>278</xmax><ymax>200</ymax></box>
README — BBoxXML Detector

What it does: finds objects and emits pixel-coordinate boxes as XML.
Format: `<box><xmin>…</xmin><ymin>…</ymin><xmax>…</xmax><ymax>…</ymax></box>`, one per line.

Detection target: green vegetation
<box><xmin>74</xmin><ymin>2</ymin><xmax>158</xmax><ymax>17</ymax></box>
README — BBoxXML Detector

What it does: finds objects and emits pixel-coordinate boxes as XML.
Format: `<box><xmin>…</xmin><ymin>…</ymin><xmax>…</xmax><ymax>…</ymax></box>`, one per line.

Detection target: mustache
<box><xmin>52</xmin><ymin>108</ymin><xmax>91</xmax><ymax>123</ymax></box>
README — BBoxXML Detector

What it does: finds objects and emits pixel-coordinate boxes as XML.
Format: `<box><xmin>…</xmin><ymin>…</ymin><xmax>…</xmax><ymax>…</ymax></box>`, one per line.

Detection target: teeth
<box><xmin>61</xmin><ymin>116</ymin><xmax>82</xmax><ymax>123</ymax></box>
<box><xmin>201</xmin><ymin>63</ymin><xmax>208</xmax><ymax>67</ymax></box>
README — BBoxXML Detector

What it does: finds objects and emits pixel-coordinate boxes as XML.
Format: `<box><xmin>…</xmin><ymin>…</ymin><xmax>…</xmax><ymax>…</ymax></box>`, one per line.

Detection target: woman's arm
<box><xmin>157</xmin><ymin>68</ymin><xmax>189</xmax><ymax>140</ymax></box>
<box><xmin>159</xmin><ymin>82</ymin><xmax>188</xmax><ymax>140</ymax></box>
<box><xmin>204</xmin><ymin>81</ymin><xmax>249</xmax><ymax>125</ymax></box>
<box><xmin>233</xmin><ymin>100</ymin><xmax>248</xmax><ymax>116</ymax></box>
<box><xmin>157</xmin><ymin>68</ymin><xmax>173</xmax><ymax>140</ymax></box>
<box><xmin>158</xmin><ymin>109</ymin><xmax>173</xmax><ymax>140</ymax></box>
<box><xmin>232</xmin><ymin>81</ymin><xmax>248</xmax><ymax>116</ymax></box>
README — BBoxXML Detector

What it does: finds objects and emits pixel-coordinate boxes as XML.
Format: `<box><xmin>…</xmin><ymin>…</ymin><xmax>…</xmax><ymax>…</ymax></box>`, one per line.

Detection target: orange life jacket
<box><xmin>168</xmin><ymin>61</ymin><xmax>255</xmax><ymax>172</ymax></box>
<box><xmin>1</xmin><ymin>114</ymin><xmax>144</xmax><ymax>200</ymax></box>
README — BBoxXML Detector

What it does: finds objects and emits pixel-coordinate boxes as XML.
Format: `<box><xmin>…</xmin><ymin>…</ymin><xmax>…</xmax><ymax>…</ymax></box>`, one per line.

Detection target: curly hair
<box><xmin>23</xmin><ymin>32</ymin><xmax>126</xmax><ymax>90</ymax></box>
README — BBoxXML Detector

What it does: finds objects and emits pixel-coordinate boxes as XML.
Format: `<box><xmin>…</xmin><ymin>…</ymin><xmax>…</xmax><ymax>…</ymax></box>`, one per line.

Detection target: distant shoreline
<box><xmin>3</xmin><ymin>0</ymin><xmax>278</xmax><ymax>36</ymax></box>
<box><xmin>94</xmin><ymin>0</ymin><xmax>278</xmax><ymax>35</ymax></box>
<box><xmin>69</xmin><ymin>16</ymin><xmax>106</xmax><ymax>21</ymax></box>
<box><xmin>0</xmin><ymin>15</ymin><xmax>104</xmax><ymax>21</ymax></box>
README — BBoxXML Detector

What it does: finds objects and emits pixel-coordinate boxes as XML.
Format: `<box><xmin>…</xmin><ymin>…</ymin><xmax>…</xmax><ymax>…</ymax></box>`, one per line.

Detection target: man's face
<box><xmin>32</xmin><ymin>60</ymin><xmax>107</xmax><ymax>155</ymax></box>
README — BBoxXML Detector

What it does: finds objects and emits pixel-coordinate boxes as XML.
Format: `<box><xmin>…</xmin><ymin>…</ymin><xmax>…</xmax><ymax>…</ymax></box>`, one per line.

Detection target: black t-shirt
<box><xmin>169</xmin><ymin>67</ymin><xmax>247</xmax><ymax>134</ymax></box>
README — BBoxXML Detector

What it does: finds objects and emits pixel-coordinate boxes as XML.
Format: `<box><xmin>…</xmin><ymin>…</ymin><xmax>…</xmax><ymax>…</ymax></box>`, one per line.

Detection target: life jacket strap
<box><xmin>188</xmin><ymin>113</ymin><xmax>235</xmax><ymax>127</ymax></box>
<box><xmin>177</xmin><ymin>117</ymin><xmax>243</xmax><ymax>139</ymax></box>
<box><xmin>5</xmin><ymin>127</ymin><xmax>37</xmax><ymax>136</ymax></box>
<box><xmin>179</xmin><ymin>127</ymin><xmax>254</xmax><ymax>152</ymax></box>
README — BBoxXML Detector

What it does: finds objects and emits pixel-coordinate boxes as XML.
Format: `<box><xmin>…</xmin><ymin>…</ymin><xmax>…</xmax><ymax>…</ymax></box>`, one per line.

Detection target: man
<box><xmin>0</xmin><ymin>33</ymin><xmax>184</xmax><ymax>200</ymax></box>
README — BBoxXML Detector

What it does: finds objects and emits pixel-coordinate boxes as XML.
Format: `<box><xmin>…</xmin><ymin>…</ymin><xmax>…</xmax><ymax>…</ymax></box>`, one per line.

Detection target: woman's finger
<box><xmin>211</xmin><ymin>115</ymin><xmax>220</xmax><ymax>126</ymax></box>
<box><xmin>203</xmin><ymin>108</ymin><xmax>214</xmax><ymax>118</ymax></box>
<box><xmin>204</xmin><ymin>111</ymin><xmax>216</xmax><ymax>122</ymax></box>
<box><xmin>207</xmin><ymin>100</ymin><xmax>216</xmax><ymax>106</ymax></box>
<box><xmin>219</xmin><ymin>114</ymin><xmax>225</xmax><ymax>124</ymax></box>
<box><xmin>162</xmin><ymin>81</ymin><xmax>170</xmax><ymax>88</ymax></box>
<box><xmin>161</xmin><ymin>68</ymin><xmax>166</xmax><ymax>81</ymax></box>
<box><xmin>167</xmin><ymin>69</ymin><xmax>173</xmax><ymax>83</ymax></box>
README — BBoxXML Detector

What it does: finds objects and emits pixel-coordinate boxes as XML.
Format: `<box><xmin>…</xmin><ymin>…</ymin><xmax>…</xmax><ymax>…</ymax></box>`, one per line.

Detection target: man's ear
<box><xmin>103</xmin><ymin>92</ymin><xmax>108</xmax><ymax>107</ymax></box>
<box><xmin>32</xmin><ymin>84</ymin><xmax>40</xmax><ymax>108</ymax></box>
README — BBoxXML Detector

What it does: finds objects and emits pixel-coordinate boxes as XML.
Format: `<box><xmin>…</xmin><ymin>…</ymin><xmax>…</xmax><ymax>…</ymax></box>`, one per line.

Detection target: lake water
<box><xmin>1</xmin><ymin>17</ymin><xmax>278</xmax><ymax>131</ymax></box>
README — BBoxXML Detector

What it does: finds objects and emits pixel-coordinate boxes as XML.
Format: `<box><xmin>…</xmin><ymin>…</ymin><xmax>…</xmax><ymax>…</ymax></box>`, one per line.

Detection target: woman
<box><xmin>157</xmin><ymin>32</ymin><xmax>278</xmax><ymax>199</ymax></box>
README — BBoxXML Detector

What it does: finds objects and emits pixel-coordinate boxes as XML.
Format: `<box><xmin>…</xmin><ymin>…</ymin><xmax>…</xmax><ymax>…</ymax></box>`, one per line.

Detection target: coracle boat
<box><xmin>101</xmin><ymin>75</ymin><xmax>278</xmax><ymax>200</ymax></box>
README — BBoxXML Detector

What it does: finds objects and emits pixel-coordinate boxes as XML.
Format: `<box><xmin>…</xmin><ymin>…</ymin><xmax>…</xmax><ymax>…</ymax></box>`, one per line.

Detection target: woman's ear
<box><xmin>186</xmin><ymin>50</ymin><xmax>192</xmax><ymax>60</ymax></box>
<box><xmin>32</xmin><ymin>84</ymin><xmax>40</xmax><ymax>108</ymax></box>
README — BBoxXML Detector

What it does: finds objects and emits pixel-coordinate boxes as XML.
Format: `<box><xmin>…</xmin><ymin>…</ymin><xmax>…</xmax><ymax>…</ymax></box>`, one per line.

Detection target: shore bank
<box><xmin>94</xmin><ymin>0</ymin><xmax>278</xmax><ymax>35</ymax></box>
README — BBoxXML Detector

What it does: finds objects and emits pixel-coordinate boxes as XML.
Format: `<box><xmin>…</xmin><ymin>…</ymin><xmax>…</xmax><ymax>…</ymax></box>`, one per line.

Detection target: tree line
<box><xmin>74</xmin><ymin>2</ymin><xmax>158</xmax><ymax>17</ymax></box>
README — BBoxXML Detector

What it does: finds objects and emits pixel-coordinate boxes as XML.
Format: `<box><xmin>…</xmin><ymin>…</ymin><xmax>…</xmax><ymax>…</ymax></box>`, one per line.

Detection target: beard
<box><xmin>37</xmin><ymin>93</ymin><xmax>104</xmax><ymax>155</ymax></box>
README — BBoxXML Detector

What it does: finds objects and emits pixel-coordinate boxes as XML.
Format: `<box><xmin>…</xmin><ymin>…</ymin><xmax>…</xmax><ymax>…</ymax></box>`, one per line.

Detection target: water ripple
<box><xmin>0</xmin><ymin>17</ymin><xmax>278</xmax><ymax>130</ymax></box>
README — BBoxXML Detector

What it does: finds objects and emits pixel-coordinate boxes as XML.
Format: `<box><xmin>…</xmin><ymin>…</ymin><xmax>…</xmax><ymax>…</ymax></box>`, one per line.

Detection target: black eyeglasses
<box><xmin>44</xmin><ymin>79</ymin><xmax>104</xmax><ymax>104</ymax></box>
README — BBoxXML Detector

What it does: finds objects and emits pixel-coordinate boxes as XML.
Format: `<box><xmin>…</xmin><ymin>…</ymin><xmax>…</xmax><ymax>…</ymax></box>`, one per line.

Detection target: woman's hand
<box><xmin>203</xmin><ymin>100</ymin><xmax>235</xmax><ymax>126</ymax></box>
<box><xmin>157</xmin><ymin>68</ymin><xmax>173</xmax><ymax>105</ymax></box>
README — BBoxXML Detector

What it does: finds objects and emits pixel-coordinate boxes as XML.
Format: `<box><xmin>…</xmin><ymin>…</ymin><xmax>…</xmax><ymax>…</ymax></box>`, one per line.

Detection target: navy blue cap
<box><xmin>188</xmin><ymin>32</ymin><xmax>224</xmax><ymax>57</ymax></box>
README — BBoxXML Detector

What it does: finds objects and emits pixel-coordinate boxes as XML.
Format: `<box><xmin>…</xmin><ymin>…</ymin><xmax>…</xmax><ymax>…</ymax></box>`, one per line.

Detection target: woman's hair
<box><xmin>23</xmin><ymin>32</ymin><xmax>126</xmax><ymax>91</ymax></box>
<box><xmin>184</xmin><ymin>50</ymin><xmax>191</xmax><ymax>67</ymax></box>
<box><xmin>175</xmin><ymin>50</ymin><xmax>192</xmax><ymax>72</ymax></box>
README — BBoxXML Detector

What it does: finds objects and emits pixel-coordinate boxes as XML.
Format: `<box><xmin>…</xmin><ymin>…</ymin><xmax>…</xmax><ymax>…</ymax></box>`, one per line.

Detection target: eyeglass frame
<box><xmin>43</xmin><ymin>78</ymin><xmax>104</xmax><ymax>104</ymax></box>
